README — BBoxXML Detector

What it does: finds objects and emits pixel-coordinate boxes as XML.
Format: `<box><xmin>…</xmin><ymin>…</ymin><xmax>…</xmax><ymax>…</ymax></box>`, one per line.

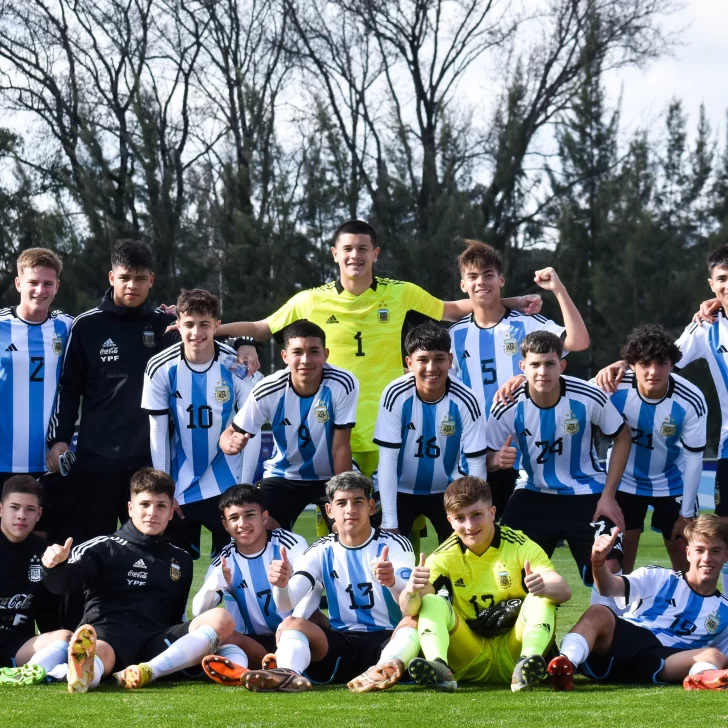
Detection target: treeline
<box><xmin>0</xmin><ymin>0</ymin><xmax>726</xmax><ymax>446</ymax></box>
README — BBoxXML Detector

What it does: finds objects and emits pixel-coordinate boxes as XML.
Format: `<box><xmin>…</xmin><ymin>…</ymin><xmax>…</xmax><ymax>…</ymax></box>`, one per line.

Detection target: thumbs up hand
<box><xmin>220</xmin><ymin>555</ymin><xmax>232</xmax><ymax>586</ymax></box>
<box><xmin>405</xmin><ymin>552</ymin><xmax>430</xmax><ymax>595</ymax></box>
<box><xmin>268</xmin><ymin>546</ymin><xmax>292</xmax><ymax>588</ymax></box>
<box><xmin>523</xmin><ymin>559</ymin><xmax>546</xmax><ymax>596</ymax></box>
<box><xmin>42</xmin><ymin>537</ymin><xmax>73</xmax><ymax>569</ymax></box>
<box><xmin>592</xmin><ymin>526</ymin><xmax>621</xmax><ymax>565</ymax></box>
<box><xmin>371</xmin><ymin>545</ymin><xmax>395</xmax><ymax>587</ymax></box>
<box><xmin>498</xmin><ymin>435</ymin><xmax>517</xmax><ymax>470</ymax></box>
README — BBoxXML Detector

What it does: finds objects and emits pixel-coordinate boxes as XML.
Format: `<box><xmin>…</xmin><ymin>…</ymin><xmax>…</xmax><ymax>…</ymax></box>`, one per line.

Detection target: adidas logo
<box><xmin>719</xmin><ymin>345</ymin><xmax>728</xmax><ymax>354</ymax></box>
<box><xmin>421</xmin><ymin>628</ymin><xmax>433</xmax><ymax>635</ymax></box>
<box><xmin>133</xmin><ymin>559</ymin><xmax>147</xmax><ymax>568</ymax></box>
<box><xmin>405</xmin><ymin>422</ymin><xmax>416</xmax><ymax>430</ymax></box>
<box><xmin>462</xmin><ymin>350</ymin><xmax>470</xmax><ymax>359</ymax></box>
<box><xmin>238</xmin><ymin>579</ymin><xmax>248</xmax><ymax>589</ymax></box>
<box><xmin>454</xmin><ymin>578</ymin><xmax>465</xmax><ymax>587</ymax></box>
<box><xmin>172</xmin><ymin>390</ymin><xmax>182</xmax><ymax>399</ymax></box>
<box><xmin>5</xmin><ymin>343</ymin><xmax>17</xmax><ymax>352</ymax></box>
<box><xmin>536</xmin><ymin>623</ymin><xmax>552</xmax><ymax>635</ymax></box>
<box><xmin>281</xmin><ymin>418</ymin><xmax>292</xmax><ymax>426</ymax></box>
<box><xmin>330</xmin><ymin>570</ymin><xmax>339</xmax><ymax>579</ymax></box>
<box><xmin>103</xmin><ymin>338</ymin><xmax>116</xmax><ymax>347</ymax></box>
<box><xmin>326</xmin><ymin>315</ymin><xmax>339</xmax><ymax>324</ymax></box>
<box><xmin>520</xmin><ymin>428</ymin><xmax>532</xmax><ymax>437</ymax></box>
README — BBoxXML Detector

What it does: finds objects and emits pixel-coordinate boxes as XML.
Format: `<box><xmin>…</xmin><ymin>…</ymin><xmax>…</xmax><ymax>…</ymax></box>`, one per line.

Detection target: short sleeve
<box><xmin>425</xmin><ymin>552</ymin><xmax>447</xmax><ymax>590</ymax></box>
<box><xmin>680</xmin><ymin>400</ymin><xmax>707</xmax><ymax>452</ymax></box>
<box><xmin>333</xmin><ymin>371</ymin><xmax>359</xmax><ymax>428</ymax></box>
<box><xmin>286</xmin><ymin>533</ymin><xmax>309</xmax><ymax>567</ymax></box>
<box><xmin>520</xmin><ymin>538</ymin><xmax>555</xmax><ymax>574</ymax></box>
<box><xmin>232</xmin><ymin>387</ymin><xmax>268</xmax><ymax>436</ymax></box>
<box><xmin>402</xmin><ymin>282</ymin><xmax>445</xmax><ymax>322</ymax></box>
<box><xmin>373</xmin><ymin>390</ymin><xmax>403</xmax><ymax>448</ymax></box>
<box><xmin>620</xmin><ymin>566</ymin><xmax>669</xmax><ymax>605</ymax></box>
<box><xmin>486</xmin><ymin>406</ymin><xmax>515</xmax><ymax>451</ymax></box>
<box><xmin>461</xmin><ymin>408</ymin><xmax>487</xmax><ymax>458</ymax></box>
<box><xmin>141</xmin><ymin>366</ymin><xmax>170</xmax><ymax>415</ymax></box>
<box><xmin>675</xmin><ymin>322</ymin><xmax>708</xmax><ymax>368</ymax></box>
<box><xmin>266</xmin><ymin>291</ymin><xmax>313</xmax><ymax>336</ymax></box>
<box><xmin>591</xmin><ymin>396</ymin><xmax>625</xmax><ymax>439</ymax></box>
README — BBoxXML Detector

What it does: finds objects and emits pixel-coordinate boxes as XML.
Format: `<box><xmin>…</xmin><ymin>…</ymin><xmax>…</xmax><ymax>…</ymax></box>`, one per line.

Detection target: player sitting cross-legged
<box><xmin>394</xmin><ymin>476</ymin><xmax>570</xmax><ymax>692</ymax></box>
<box><xmin>40</xmin><ymin>467</ymin><xmax>234</xmax><ymax>693</ymax></box>
<box><xmin>239</xmin><ymin>471</ymin><xmax>419</xmax><ymax>692</ymax></box>
<box><xmin>549</xmin><ymin>515</ymin><xmax>728</xmax><ymax>690</ymax></box>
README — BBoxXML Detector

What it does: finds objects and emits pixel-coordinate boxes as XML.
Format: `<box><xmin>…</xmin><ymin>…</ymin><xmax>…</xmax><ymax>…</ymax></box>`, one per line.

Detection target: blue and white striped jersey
<box><xmin>603</xmin><ymin>371</ymin><xmax>706</xmax><ymax>497</ymax></box>
<box><xmin>372</xmin><ymin>373</ymin><xmax>487</xmax><ymax>494</ymax></box>
<box><xmin>487</xmin><ymin>376</ymin><xmax>625</xmax><ymax>495</ymax></box>
<box><xmin>0</xmin><ymin>307</ymin><xmax>73</xmax><ymax>472</ymax></box>
<box><xmin>142</xmin><ymin>341</ymin><xmax>260</xmax><ymax>505</ymax></box>
<box><xmin>676</xmin><ymin>315</ymin><xmax>728</xmax><ymax>457</ymax></box>
<box><xmin>233</xmin><ymin>364</ymin><xmax>359</xmax><ymax>481</ymax></box>
<box><xmin>202</xmin><ymin>529</ymin><xmax>308</xmax><ymax>636</ymax></box>
<box><xmin>293</xmin><ymin>529</ymin><xmax>415</xmax><ymax>633</ymax></box>
<box><xmin>619</xmin><ymin>566</ymin><xmax>728</xmax><ymax>649</ymax></box>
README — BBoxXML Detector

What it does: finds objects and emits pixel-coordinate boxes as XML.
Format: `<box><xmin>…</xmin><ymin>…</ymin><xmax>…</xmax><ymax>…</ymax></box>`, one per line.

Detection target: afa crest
<box><xmin>170</xmin><ymin>560</ymin><xmax>181</xmax><ymax>582</ymax></box>
<box><xmin>659</xmin><ymin>416</ymin><xmax>677</xmax><ymax>438</ymax></box>
<box><xmin>503</xmin><ymin>335</ymin><xmax>518</xmax><ymax>356</ymax></box>
<box><xmin>440</xmin><ymin>413</ymin><xmax>457</xmax><ymax>437</ymax></box>
<box><xmin>215</xmin><ymin>379</ymin><xmax>231</xmax><ymax>403</ymax></box>
<box><xmin>705</xmin><ymin>611</ymin><xmax>720</xmax><ymax>634</ymax></box>
<box><xmin>28</xmin><ymin>555</ymin><xmax>42</xmax><ymax>583</ymax></box>
<box><xmin>52</xmin><ymin>335</ymin><xmax>64</xmax><ymax>355</ymax></box>
<box><xmin>314</xmin><ymin>400</ymin><xmax>330</xmax><ymax>423</ymax></box>
<box><xmin>563</xmin><ymin>411</ymin><xmax>580</xmax><ymax>435</ymax></box>
<box><xmin>377</xmin><ymin>308</ymin><xmax>389</xmax><ymax>323</ymax></box>
<box><xmin>142</xmin><ymin>328</ymin><xmax>156</xmax><ymax>348</ymax></box>
<box><xmin>496</xmin><ymin>568</ymin><xmax>511</xmax><ymax>590</ymax></box>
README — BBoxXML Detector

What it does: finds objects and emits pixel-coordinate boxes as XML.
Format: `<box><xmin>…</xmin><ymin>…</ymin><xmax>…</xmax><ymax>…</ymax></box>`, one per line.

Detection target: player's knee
<box><xmin>397</xmin><ymin>615</ymin><xmax>418</xmax><ymax>630</ymax></box>
<box><xmin>582</xmin><ymin>604</ymin><xmax>615</xmax><ymax>628</ymax></box>
<box><xmin>698</xmin><ymin>647</ymin><xmax>728</xmax><ymax>669</ymax></box>
<box><xmin>279</xmin><ymin>616</ymin><xmax>308</xmax><ymax>633</ymax></box>
<box><xmin>51</xmin><ymin>629</ymin><xmax>73</xmax><ymax>642</ymax></box>
<box><xmin>198</xmin><ymin>607</ymin><xmax>235</xmax><ymax>637</ymax></box>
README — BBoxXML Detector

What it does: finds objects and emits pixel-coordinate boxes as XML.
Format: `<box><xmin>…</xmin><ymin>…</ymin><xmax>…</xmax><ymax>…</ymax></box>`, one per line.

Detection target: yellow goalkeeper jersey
<box><xmin>426</xmin><ymin>526</ymin><xmax>554</xmax><ymax>620</ymax></box>
<box><xmin>266</xmin><ymin>278</ymin><xmax>444</xmax><ymax>452</ymax></box>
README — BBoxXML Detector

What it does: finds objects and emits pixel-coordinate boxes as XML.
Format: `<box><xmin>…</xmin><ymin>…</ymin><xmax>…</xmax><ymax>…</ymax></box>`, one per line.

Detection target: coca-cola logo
<box><xmin>0</xmin><ymin>594</ymin><xmax>33</xmax><ymax>610</ymax></box>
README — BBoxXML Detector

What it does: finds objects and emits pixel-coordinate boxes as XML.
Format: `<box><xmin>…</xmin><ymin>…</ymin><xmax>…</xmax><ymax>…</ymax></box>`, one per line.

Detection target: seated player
<box><xmin>143</xmin><ymin>288</ymin><xmax>262</xmax><ymax>558</ymax></box>
<box><xmin>219</xmin><ymin>320</ymin><xmax>359</xmax><ymax>530</ymax></box>
<box><xmin>40</xmin><ymin>467</ymin><xmax>234</xmax><ymax>693</ymax></box>
<box><xmin>239</xmin><ymin>471</ymin><xmax>419</xmax><ymax>692</ymax></box>
<box><xmin>0</xmin><ymin>476</ymin><xmax>71</xmax><ymax>685</ymax></box>
<box><xmin>549</xmin><ymin>515</ymin><xmax>728</xmax><ymax>690</ymax></box>
<box><xmin>487</xmin><ymin>331</ymin><xmax>631</xmax><ymax>589</ymax></box>
<box><xmin>449</xmin><ymin>241</ymin><xmax>588</xmax><ymax>515</ymax></box>
<box><xmin>190</xmin><ymin>484</ymin><xmax>312</xmax><ymax>683</ymax></box>
<box><xmin>394</xmin><ymin>476</ymin><xmax>570</xmax><ymax>691</ymax></box>
<box><xmin>374</xmin><ymin>322</ymin><xmax>486</xmax><ymax>542</ymax></box>
<box><xmin>596</xmin><ymin>325</ymin><xmax>706</xmax><ymax>574</ymax></box>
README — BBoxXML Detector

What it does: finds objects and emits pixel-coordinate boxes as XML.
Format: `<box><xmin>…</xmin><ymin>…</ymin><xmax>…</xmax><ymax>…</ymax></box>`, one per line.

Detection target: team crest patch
<box><xmin>170</xmin><ymin>560</ymin><xmax>181</xmax><ymax>582</ymax></box>
<box><xmin>503</xmin><ymin>335</ymin><xmax>518</xmax><ymax>356</ymax></box>
<box><xmin>313</xmin><ymin>400</ymin><xmax>330</xmax><ymax>423</ymax></box>
<box><xmin>496</xmin><ymin>568</ymin><xmax>511</xmax><ymax>590</ymax></box>
<box><xmin>142</xmin><ymin>328</ymin><xmax>156</xmax><ymax>348</ymax></box>
<box><xmin>28</xmin><ymin>555</ymin><xmax>42</xmax><ymax>583</ymax></box>
<box><xmin>377</xmin><ymin>308</ymin><xmax>389</xmax><ymax>323</ymax></box>
<box><xmin>440</xmin><ymin>413</ymin><xmax>457</xmax><ymax>437</ymax></box>
<box><xmin>563</xmin><ymin>411</ymin><xmax>579</xmax><ymax>435</ymax></box>
<box><xmin>705</xmin><ymin>611</ymin><xmax>720</xmax><ymax>634</ymax></box>
<box><xmin>215</xmin><ymin>379</ymin><xmax>231</xmax><ymax>403</ymax></box>
<box><xmin>659</xmin><ymin>416</ymin><xmax>677</xmax><ymax>438</ymax></box>
<box><xmin>52</xmin><ymin>335</ymin><xmax>63</xmax><ymax>355</ymax></box>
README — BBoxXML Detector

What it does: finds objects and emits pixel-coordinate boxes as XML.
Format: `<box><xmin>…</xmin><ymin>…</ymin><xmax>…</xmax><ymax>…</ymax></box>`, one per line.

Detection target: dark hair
<box><xmin>333</xmin><ymin>220</ymin><xmax>377</xmax><ymax>247</ymax></box>
<box><xmin>405</xmin><ymin>322</ymin><xmax>451</xmax><ymax>356</ymax></box>
<box><xmin>129</xmin><ymin>467</ymin><xmax>175</xmax><ymax>501</ymax></box>
<box><xmin>457</xmin><ymin>240</ymin><xmax>502</xmax><ymax>276</ymax></box>
<box><xmin>325</xmin><ymin>471</ymin><xmax>372</xmax><ymax>502</ymax></box>
<box><xmin>1</xmin><ymin>475</ymin><xmax>43</xmax><ymax>504</ymax></box>
<box><xmin>708</xmin><ymin>246</ymin><xmax>728</xmax><ymax>274</ymax></box>
<box><xmin>520</xmin><ymin>330</ymin><xmax>563</xmax><ymax>359</ymax></box>
<box><xmin>218</xmin><ymin>484</ymin><xmax>267</xmax><ymax>517</ymax></box>
<box><xmin>443</xmin><ymin>476</ymin><xmax>492</xmax><ymax>513</ymax></box>
<box><xmin>620</xmin><ymin>324</ymin><xmax>682</xmax><ymax>366</ymax></box>
<box><xmin>177</xmin><ymin>288</ymin><xmax>220</xmax><ymax>320</ymax></box>
<box><xmin>282</xmin><ymin>320</ymin><xmax>326</xmax><ymax>348</ymax></box>
<box><xmin>111</xmin><ymin>240</ymin><xmax>154</xmax><ymax>271</ymax></box>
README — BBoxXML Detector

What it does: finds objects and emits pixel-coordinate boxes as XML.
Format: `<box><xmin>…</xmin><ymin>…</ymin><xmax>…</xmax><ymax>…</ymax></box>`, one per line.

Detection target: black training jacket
<box><xmin>48</xmin><ymin>289</ymin><xmax>177</xmax><ymax>470</ymax></box>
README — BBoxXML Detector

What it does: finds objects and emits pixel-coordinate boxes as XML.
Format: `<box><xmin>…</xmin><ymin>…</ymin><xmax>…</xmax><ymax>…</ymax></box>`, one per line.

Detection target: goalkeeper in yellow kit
<box><xmin>401</xmin><ymin>476</ymin><xmax>571</xmax><ymax>691</ymax></box>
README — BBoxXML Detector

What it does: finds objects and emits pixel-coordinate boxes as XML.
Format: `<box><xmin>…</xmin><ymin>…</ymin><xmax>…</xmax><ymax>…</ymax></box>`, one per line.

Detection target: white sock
<box><xmin>146</xmin><ymin>625</ymin><xmax>218</xmax><ymax>680</ymax></box>
<box><xmin>218</xmin><ymin>644</ymin><xmax>248</xmax><ymax>669</ymax></box>
<box><xmin>689</xmin><ymin>661</ymin><xmax>719</xmax><ymax>675</ymax></box>
<box><xmin>276</xmin><ymin>630</ymin><xmax>310</xmax><ymax>675</ymax></box>
<box><xmin>560</xmin><ymin>633</ymin><xmax>590</xmax><ymax>668</ymax></box>
<box><xmin>29</xmin><ymin>640</ymin><xmax>68</xmax><ymax>671</ymax></box>
<box><xmin>378</xmin><ymin>627</ymin><xmax>420</xmax><ymax>667</ymax></box>
<box><xmin>89</xmin><ymin>657</ymin><xmax>104</xmax><ymax>689</ymax></box>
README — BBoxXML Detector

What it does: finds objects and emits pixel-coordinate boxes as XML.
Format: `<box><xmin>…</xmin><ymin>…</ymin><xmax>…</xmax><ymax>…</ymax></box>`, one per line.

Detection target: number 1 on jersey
<box><xmin>354</xmin><ymin>331</ymin><xmax>365</xmax><ymax>357</ymax></box>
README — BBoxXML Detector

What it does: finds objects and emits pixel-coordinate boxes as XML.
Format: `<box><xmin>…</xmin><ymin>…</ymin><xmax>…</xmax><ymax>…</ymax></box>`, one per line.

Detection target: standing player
<box><xmin>190</xmin><ymin>484</ymin><xmax>310</xmax><ymax>682</ymax></box>
<box><xmin>0</xmin><ymin>249</ymin><xmax>73</xmax><ymax>489</ymax></box>
<box><xmin>40</xmin><ymin>468</ymin><xmax>234</xmax><ymax>692</ymax></box>
<box><xmin>597</xmin><ymin>325</ymin><xmax>706</xmax><ymax>574</ymax></box>
<box><xmin>238</xmin><ymin>472</ymin><xmax>418</xmax><ymax>692</ymax></box>
<box><xmin>449</xmin><ymin>241</ymin><xmax>588</xmax><ymax>515</ymax></box>
<box><xmin>219</xmin><ymin>321</ymin><xmax>359</xmax><ymax>530</ymax></box>
<box><xmin>487</xmin><ymin>331</ymin><xmax>631</xmax><ymax>588</ymax></box>
<box><xmin>549</xmin><ymin>515</ymin><xmax>728</xmax><ymax>690</ymax></box>
<box><xmin>374</xmin><ymin>323</ymin><xmax>487</xmax><ymax>541</ymax></box>
<box><xmin>142</xmin><ymin>289</ymin><xmax>262</xmax><ymax>557</ymax></box>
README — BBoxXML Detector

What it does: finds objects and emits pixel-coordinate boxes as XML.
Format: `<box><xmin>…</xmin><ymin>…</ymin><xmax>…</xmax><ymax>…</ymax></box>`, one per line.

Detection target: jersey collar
<box><xmin>524</xmin><ymin>378</ymin><xmax>566</xmax><ymax>409</ymax></box>
<box><xmin>334</xmin><ymin>278</ymin><xmax>378</xmax><ymax>294</ymax></box>
<box><xmin>10</xmin><ymin>306</ymin><xmax>50</xmax><ymax>326</ymax></box>
<box><xmin>630</xmin><ymin>371</ymin><xmax>675</xmax><ymax>404</ymax></box>
<box><xmin>234</xmin><ymin>531</ymin><xmax>271</xmax><ymax>559</ymax></box>
<box><xmin>456</xmin><ymin>525</ymin><xmax>501</xmax><ymax>554</ymax></box>
<box><xmin>335</xmin><ymin>526</ymin><xmax>377</xmax><ymax>550</ymax></box>
<box><xmin>180</xmin><ymin>340</ymin><xmax>220</xmax><ymax>373</ymax></box>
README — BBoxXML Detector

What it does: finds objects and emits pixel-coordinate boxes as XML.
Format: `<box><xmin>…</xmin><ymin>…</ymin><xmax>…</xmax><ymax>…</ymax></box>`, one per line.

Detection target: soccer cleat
<box><xmin>114</xmin><ymin>663</ymin><xmax>153</xmax><ymax>689</ymax></box>
<box><xmin>0</xmin><ymin>663</ymin><xmax>46</xmax><ymax>686</ymax></box>
<box><xmin>511</xmin><ymin>654</ymin><xmax>547</xmax><ymax>692</ymax></box>
<box><xmin>67</xmin><ymin>624</ymin><xmax>97</xmax><ymax>694</ymax></box>
<box><xmin>547</xmin><ymin>655</ymin><xmax>575</xmax><ymax>691</ymax></box>
<box><xmin>202</xmin><ymin>655</ymin><xmax>248</xmax><ymax>686</ymax></box>
<box><xmin>242</xmin><ymin>667</ymin><xmax>312</xmax><ymax>693</ymax></box>
<box><xmin>347</xmin><ymin>658</ymin><xmax>405</xmax><ymax>693</ymax></box>
<box><xmin>683</xmin><ymin>669</ymin><xmax>728</xmax><ymax>691</ymax></box>
<box><xmin>261</xmin><ymin>653</ymin><xmax>277</xmax><ymax>670</ymax></box>
<box><xmin>408</xmin><ymin>657</ymin><xmax>457</xmax><ymax>692</ymax></box>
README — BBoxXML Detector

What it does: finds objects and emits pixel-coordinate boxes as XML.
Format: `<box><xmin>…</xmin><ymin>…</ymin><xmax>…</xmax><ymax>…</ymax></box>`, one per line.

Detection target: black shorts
<box><xmin>616</xmin><ymin>491</ymin><xmax>686</xmax><ymax>540</ymax></box>
<box><xmin>166</xmin><ymin>494</ymin><xmax>231</xmax><ymax>560</ymax></box>
<box><xmin>582</xmin><ymin>613</ymin><xmax>683</xmax><ymax>684</ymax></box>
<box><xmin>256</xmin><ymin>478</ymin><xmax>329</xmax><ymax>531</ymax></box>
<box><xmin>500</xmin><ymin>489</ymin><xmax>622</xmax><ymax>586</ymax></box>
<box><xmin>0</xmin><ymin>632</ymin><xmax>28</xmax><ymax>668</ymax></box>
<box><xmin>397</xmin><ymin>492</ymin><xmax>452</xmax><ymax>544</ymax></box>
<box><xmin>487</xmin><ymin>468</ymin><xmax>519</xmax><ymax>519</ymax></box>
<box><xmin>249</xmin><ymin>633</ymin><xmax>277</xmax><ymax>654</ymax></box>
<box><xmin>95</xmin><ymin>621</ymin><xmax>191</xmax><ymax>673</ymax></box>
<box><xmin>715</xmin><ymin>460</ymin><xmax>728</xmax><ymax>517</ymax></box>
<box><xmin>304</xmin><ymin>629</ymin><xmax>392</xmax><ymax>685</ymax></box>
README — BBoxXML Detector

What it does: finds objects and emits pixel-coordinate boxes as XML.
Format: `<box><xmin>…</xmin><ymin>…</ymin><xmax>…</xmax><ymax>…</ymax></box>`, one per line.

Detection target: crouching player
<box><xmin>191</xmin><ymin>484</ymin><xmax>312</xmax><ymax>682</ymax></box>
<box><xmin>239</xmin><ymin>472</ymin><xmax>419</xmax><ymax>692</ymax></box>
<box><xmin>549</xmin><ymin>515</ymin><xmax>728</xmax><ymax>690</ymax></box>
<box><xmin>398</xmin><ymin>476</ymin><xmax>571</xmax><ymax>692</ymax></box>
<box><xmin>41</xmin><ymin>468</ymin><xmax>234</xmax><ymax>692</ymax></box>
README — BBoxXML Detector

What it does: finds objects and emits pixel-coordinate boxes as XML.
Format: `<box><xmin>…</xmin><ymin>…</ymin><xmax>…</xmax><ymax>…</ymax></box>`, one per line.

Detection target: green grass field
<box><xmin>3</xmin><ymin>514</ymin><xmax>728</xmax><ymax>727</ymax></box>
